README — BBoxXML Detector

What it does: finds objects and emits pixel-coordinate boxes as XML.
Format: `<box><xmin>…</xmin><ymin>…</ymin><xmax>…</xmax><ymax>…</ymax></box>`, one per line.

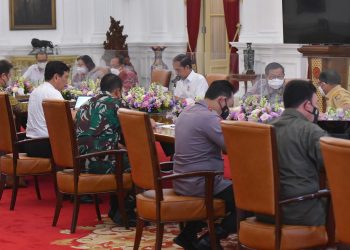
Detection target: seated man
<box><xmin>318</xmin><ymin>69</ymin><xmax>350</xmax><ymax>110</ymax></box>
<box><xmin>118</xmin><ymin>69</ymin><xmax>139</xmax><ymax>94</ymax></box>
<box><xmin>244</xmin><ymin>62</ymin><xmax>285</xmax><ymax>104</ymax></box>
<box><xmin>173</xmin><ymin>54</ymin><xmax>208</xmax><ymax>104</ymax></box>
<box><xmin>0</xmin><ymin>60</ymin><xmax>27</xmax><ymax>114</ymax></box>
<box><xmin>22</xmin><ymin>51</ymin><xmax>48</xmax><ymax>86</ymax></box>
<box><xmin>26</xmin><ymin>61</ymin><xmax>70</xmax><ymax>158</ymax></box>
<box><xmin>75</xmin><ymin>73</ymin><xmax>134</xmax><ymax>224</ymax></box>
<box><xmin>173</xmin><ymin>80</ymin><xmax>236</xmax><ymax>249</ymax></box>
<box><xmin>258</xmin><ymin>80</ymin><xmax>328</xmax><ymax>226</ymax></box>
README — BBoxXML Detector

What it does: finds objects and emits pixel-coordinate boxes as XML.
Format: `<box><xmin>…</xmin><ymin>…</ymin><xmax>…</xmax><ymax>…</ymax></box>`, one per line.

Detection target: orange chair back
<box><xmin>221</xmin><ymin>121</ymin><xmax>278</xmax><ymax>216</ymax></box>
<box><xmin>118</xmin><ymin>108</ymin><xmax>159</xmax><ymax>190</ymax></box>
<box><xmin>151</xmin><ymin>70</ymin><xmax>172</xmax><ymax>88</ymax></box>
<box><xmin>320</xmin><ymin>137</ymin><xmax>350</xmax><ymax>244</ymax></box>
<box><xmin>205</xmin><ymin>73</ymin><xmax>229</xmax><ymax>86</ymax></box>
<box><xmin>42</xmin><ymin>100</ymin><xmax>77</xmax><ymax>168</ymax></box>
<box><xmin>0</xmin><ymin>93</ymin><xmax>16</xmax><ymax>153</ymax></box>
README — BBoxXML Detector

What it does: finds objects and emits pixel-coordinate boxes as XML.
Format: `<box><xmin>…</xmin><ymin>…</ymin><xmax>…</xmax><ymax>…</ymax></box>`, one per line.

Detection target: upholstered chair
<box><xmin>221</xmin><ymin>121</ymin><xmax>331</xmax><ymax>250</ymax></box>
<box><xmin>205</xmin><ymin>73</ymin><xmax>229</xmax><ymax>86</ymax></box>
<box><xmin>0</xmin><ymin>93</ymin><xmax>52</xmax><ymax>210</ymax></box>
<box><xmin>151</xmin><ymin>69</ymin><xmax>172</xmax><ymax>88</ymax></box>
<box><xmin>118</xmin><ymin>108</ymin><xmax>226</xmax><ymax>250</ymax></box>
<box><xmin>320</xmin><ymin>137</ymin><xmax>350</xmax><ymax>247</ymax></box>
<box><xmin>42</xmin><ymin>99</ymin><xmax>132</xmax><ymax>233</ymax></box>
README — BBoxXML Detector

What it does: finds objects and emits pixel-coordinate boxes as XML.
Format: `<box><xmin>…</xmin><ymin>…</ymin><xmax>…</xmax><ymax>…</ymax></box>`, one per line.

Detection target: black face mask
<box><xmin>220</xmin><ymin>99</ymin><xmax>230</xmax><ymax>120</ymax></box>
<box><xmin>305</xmin><ymin>101</ymin><xmax>319</xmax><ymax>123</ymax></box>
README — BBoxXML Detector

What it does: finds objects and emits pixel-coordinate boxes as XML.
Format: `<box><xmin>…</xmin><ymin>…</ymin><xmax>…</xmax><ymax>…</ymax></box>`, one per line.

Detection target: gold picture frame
<box><xmin>9</xmin><ymin>0</ymin><xmax>56</xmax><ymax>30</ymax></box>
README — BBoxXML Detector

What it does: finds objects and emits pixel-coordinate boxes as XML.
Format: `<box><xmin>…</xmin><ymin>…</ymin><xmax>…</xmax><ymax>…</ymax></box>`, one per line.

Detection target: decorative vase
<box><xmin>151</xmin><ymin>46</ymin><xmax>168</xmax><ymax>71</ymax></box>
<box><xmin>243</xmin><ymin>43</ymin><xmax>255</xmax><ymax>74</ymax></box>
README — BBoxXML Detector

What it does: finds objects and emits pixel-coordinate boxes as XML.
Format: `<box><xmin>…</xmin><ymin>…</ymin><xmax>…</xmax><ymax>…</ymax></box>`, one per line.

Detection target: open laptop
<box><xmin>74</xmin><ymin>96</ymin><xmax>92</xmax><ymax>110</ymax></box>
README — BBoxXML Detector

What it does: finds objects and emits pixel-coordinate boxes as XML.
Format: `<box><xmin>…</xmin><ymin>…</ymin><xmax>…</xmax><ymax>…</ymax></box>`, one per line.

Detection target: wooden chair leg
<box><xmin>155</xmin><ymin>222</ymin><xmax>164</xmax><ymax>250</ymax></box>
<box><xmin>70</xmin><ymin>194</ymin><xmax>81</xmax><ymax>233</ymax></box>
<box><xmin>117</xmin><ymin>190</ymin><xmax>129</xmax><ymax>229</ymax></box>
<box><xmin>0</xmin><ymin>174</ymin><xmax>6</xmax><ymax>200</ymax></box>
<box><xmin>208</xmin><ymin>218</ymin><xmax>218</xmax><ymax>250</ymax></box>
<box><xmin>10</xmin><ymin>176</ymin><xmax>19</xmax><ymax>210</ymax></box>
<box><xmin>52</xmin><ymin>192</ymin><xmax>63</xmax><ymax>226</ymax></box>
<box><xmin>133</xmin><ymin>217</ymin><xmax>144</xmax><ymax>250</ymax></box>
<box><xmin>34</xmin><ymin>176</ymin><xmax>41</xmax><ymax>200</ymax></box>
<box><xmin>93</xmin><ymin>194</ymin><xmax>101</xmax><ymax>221</ymax></box>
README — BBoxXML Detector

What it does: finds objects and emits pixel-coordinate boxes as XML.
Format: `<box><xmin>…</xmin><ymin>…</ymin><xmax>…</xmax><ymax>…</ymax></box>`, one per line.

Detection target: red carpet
<box><xmin>0</xmin><ymin>142</ymin><xmax>232</xmax><ymax>250</ymax></box>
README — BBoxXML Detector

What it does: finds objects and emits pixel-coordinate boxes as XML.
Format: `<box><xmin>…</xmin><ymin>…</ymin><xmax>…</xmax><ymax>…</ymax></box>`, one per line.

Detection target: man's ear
<box><xmin>113</xmin><ymin>88</ymin><xmax>121</xmax><ymax>98</ymax></box>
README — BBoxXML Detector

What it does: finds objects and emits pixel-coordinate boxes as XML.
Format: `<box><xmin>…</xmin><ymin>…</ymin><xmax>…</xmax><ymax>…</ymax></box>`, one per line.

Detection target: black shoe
<box><xmin>110</xmin><ymin>209</ymin><xmax>137</xmax><ymax>227</ymax></box>
<box><xmin>197</xmin><ymin>235</ymin><xmax>222</xmax><ymax>250</ymax></box>
<box><xmin>79</xmin><ymin>195</ymin><xmax>94</xmax><ymax>204</ymax></box>
<box><xmin>173</xmin><ymin>233</ymin><xmax>198</xmax><ymax>250</ymax></box>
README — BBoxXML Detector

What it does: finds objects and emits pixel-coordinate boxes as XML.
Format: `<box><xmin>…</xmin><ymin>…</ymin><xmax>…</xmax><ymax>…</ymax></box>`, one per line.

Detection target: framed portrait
<box><xmin>9</xmin><ymin>0</ymin><xmax>56</xmax><ymax>30</ymax></box>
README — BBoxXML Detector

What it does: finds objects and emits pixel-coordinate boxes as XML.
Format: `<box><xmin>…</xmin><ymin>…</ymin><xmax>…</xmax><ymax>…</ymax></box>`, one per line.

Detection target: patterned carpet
<box><xmin>51</xmin><ymin>215</ymin><xmax>238</xmax><ymax>249</ymax></box>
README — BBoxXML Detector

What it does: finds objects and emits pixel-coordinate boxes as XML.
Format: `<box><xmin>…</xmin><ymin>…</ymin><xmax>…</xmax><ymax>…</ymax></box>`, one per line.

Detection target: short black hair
<box><xmin>0</xmin><ymin>60</ymin><xmax>13</xmax><ymax>75</ymax></box>
<box><xmin>77</xmin><ymin>55</ymin><xmax>95</xmax><ymax>71</ymax></box>
<box><xmin>44</xmin><ymin>61</ymin><xmax>70</xmax><ymax>81</ymax></box>
<box><xmin>205</xmin><ymin>80</ymin><xmax>234</xmax><ymax>100</ymax></box>
<box><xmin>265</xmin><ymin>62</ymin><xmax>284</xmax><ymax>75</ymax></box>
<box><xmin>100</xmin><ymin>73</ymin><xmax>122</xmax><ymax>92</ymax></box>
<box><xmin>173</xmin><ymin>54</ymin><xmax>192</xmax><ymax>69</ymax></box>
<box><xmin>319</xmin><ymin>69</ymin><xmax>341</xmax><ymax>85</ymax></box>
<box><xmin>283</xmin><ymin>80</ymin><xmax>316</xmax><ymax>108</ymax></box>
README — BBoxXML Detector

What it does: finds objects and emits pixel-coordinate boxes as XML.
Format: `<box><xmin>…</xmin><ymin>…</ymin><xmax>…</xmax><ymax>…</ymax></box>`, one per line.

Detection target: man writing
<box><xmin>173</xmin><ymin>80</ymin><xmax>236</xmax><ymax>249</ymax></box>
<box><xmin>318</xmin><ymin>69</ymin><xmax>350</xmax><ymax>110</ymax></box>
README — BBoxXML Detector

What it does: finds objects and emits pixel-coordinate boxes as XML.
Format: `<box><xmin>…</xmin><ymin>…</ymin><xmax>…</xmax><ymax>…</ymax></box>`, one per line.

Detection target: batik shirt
<box><xmin>75</xmin><ymin>91</ymin><xmax>124</xmax><ymax>174</ymax></box>
<box><xmin>0</xmin><ymin>87</ymin><xmax>27</xmax><ymax>113</ymax></box>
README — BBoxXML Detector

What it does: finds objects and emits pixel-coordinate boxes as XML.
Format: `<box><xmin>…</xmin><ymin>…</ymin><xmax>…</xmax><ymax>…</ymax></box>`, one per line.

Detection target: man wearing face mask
<box><xmin>318</xmin><ymin>69</ymin><xmax>350</xmax><ymax>110</ymax></box>
<box><xmin>257</xmin><ymin>80</ymin><xmax>328</xmax><ymax>226</ymax></box>
<box><xmin>22</xmin><ymin>51</ymin><xmax>47</xmax><ymax>86</ymax></box>
<box><xmin>173</xmin><ymin>80</ymin><xmax>236</xmax><ymax>249</ymax></box>
<box><xmin>0</xmin><ymin>60</ymin><xmax>27</xmax><ymax>113</ymax></box>
<box><xmin>244</xmin><ymin>62</ymin><xmax>285</xmax><ymax>104</ymax></box>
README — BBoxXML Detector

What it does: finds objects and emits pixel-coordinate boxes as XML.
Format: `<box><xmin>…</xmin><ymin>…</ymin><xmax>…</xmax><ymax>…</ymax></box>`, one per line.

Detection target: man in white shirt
<box><xmin>26</xmin><ymin>61</ymin><xmax>70</xmax><ymax>157</ymax></box>
<box><xmin>173</xmin><ymin>54</ymin><xmax>208</xmax><ymax>104</ymax></box>
<box><xmin>22</xmin><ymin>51</ymin><xmax>48</xmax><ymax>86</ymax></box>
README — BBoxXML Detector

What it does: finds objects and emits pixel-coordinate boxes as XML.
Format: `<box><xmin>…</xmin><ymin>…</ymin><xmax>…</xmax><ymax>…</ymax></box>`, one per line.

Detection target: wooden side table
<box><xmin>231</xmin><ymin>73</ymin><xmax>257</xmax><ymax>93</ymax></box>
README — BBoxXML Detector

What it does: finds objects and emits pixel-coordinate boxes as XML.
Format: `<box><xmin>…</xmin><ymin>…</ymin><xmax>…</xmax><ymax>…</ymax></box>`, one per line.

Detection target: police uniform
<box><xmin>326</xmin><ymin>85</ymin><xmax>350</xmax><ymax>109</ymax></box>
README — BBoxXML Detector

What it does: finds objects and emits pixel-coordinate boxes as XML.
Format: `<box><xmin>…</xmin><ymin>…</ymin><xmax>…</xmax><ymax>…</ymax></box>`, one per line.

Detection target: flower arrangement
<box><xmin>61</xmin><ymin>79</ymin><xmax>100</xmax><ymax>100</ymax></box>
<box><xmin>123</xmin><ymin>83</ymin><xmax>174</xmax><ymax>113</ymax></box>
<box><xmin>5</xmin><ymin>77</ymin><xmax>33</xmax><ymax>96</ymax></box>
<box><xmin>229</xmin><ymin>95</ymin><xmax>284</xmax><ymax>123</ymax></box>
<box><xmin>320</xmin><ymin>107</ymin><xmax>350</xmax><ymax>121</ymax></box>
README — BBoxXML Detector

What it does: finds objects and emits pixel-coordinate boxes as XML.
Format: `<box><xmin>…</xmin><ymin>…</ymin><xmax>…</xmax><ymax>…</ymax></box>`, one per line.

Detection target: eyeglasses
<box><xmin>267</xmin><ymin>75</ymin><xmax>284</xmax><ymax>80</ymax></box>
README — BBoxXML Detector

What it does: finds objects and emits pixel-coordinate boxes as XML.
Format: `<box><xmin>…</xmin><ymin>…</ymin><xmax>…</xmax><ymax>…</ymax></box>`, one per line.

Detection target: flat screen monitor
<box><xmin>283</xmin><ymin>0</ymin><xmax>350</xmax><ymax>44</ymax></box>
<box><xmin>74</xmin><ymin>96</ymin><xmax>92</xmax><ymax>110</ymax></box>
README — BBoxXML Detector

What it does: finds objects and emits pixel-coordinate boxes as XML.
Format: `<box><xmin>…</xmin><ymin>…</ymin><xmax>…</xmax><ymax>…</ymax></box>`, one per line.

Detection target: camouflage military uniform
<box><xmin>326</xmin><ymin>85</ymin><xmax>350</xmax><ymax>109</ymax></box>
<box><xmin>75</xmin><ymin>91</ymin><xmax>128</xmax><ymax>174</ymax></box>
<box><xmin>0</xmin><ymin>87</ymin><xmax>28</xmax><ymax>113</ymax></box>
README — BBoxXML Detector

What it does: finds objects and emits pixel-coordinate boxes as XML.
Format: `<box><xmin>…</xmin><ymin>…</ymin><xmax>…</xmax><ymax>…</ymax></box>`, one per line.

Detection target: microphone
<box><xmin>171</xmin><ymin>75</ymin><xmax>181</xmax><ymax>87</ymax></box>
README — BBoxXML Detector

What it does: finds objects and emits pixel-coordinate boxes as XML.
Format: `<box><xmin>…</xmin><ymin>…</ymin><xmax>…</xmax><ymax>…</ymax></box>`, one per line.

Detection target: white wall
<box><xmin>0</xmin><ymin>0</ymin><xmax>187</xmax><ymax>86</ymax></box>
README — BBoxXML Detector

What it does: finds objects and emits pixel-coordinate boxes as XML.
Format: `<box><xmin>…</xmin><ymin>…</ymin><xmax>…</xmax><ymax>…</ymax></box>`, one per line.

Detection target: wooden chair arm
<box><xmin>75</xmin><ymin>149</ymin><xmax>127</xmax><ymax>160</ymax></box>
<box><xmin>279</xmin><ymin>189</ymin><xmax>330</xmax><ymax>205</ymax></box>
<box><xmin>159</xmin><ymin>171</ymin><xmax>224</xmax><ymax>182</ymax></box>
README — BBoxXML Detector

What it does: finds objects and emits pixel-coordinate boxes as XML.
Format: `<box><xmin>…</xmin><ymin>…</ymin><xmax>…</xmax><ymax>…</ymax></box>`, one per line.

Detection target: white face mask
<box><xmin>37</xmin><ymin>62</ymin><xmax>47</xmax><ymax>70</ymax></box>
<box><xmin>111</xmin><ymin>68</ymin><xmax>120</xmax><ymax>75</ymax></box>
<box><xmin>76</xmin><ymin>66</ymin><xmax>88</xmax><ymax>74</ymax></box>
<box><xmin>268</xmin><ymin>78</ymin><xmax>284</xmax><ymax>90</ymax></box>
<box><xmin>318</xmin><ymin>86</ymin><xmax>326</xmax><ymax>97</ymax></box>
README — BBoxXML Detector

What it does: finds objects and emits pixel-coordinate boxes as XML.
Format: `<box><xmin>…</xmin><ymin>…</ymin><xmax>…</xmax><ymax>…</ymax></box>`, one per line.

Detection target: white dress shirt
<box><xmin>26</xmin><ymin>82</ymin><xmax>63</xmax><ymax>138</ymax></box>
<box><xmin>174</xmin><ymin>70</ymin><xmax>208</xmax><ymax>104</ymax></box>
<box><xmin>22</xmin><ymin>64</ymin><xmax>45</xmax><ymax>86</ymax></box>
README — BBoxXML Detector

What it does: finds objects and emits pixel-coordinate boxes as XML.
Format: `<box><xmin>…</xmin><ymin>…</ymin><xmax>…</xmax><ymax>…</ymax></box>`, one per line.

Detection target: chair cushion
<box><xmin>0</xmin><ymin>153</ymin><xmax>51</xmax><ymax>175</ymax></box>
<box><xmin>136</xmin><ymin>189</ymin><xmax>225</xmax><ymax>222</ymax></box>
<box><xmin>239</xmin><ymin>217</ymin><xmax>328</xmax><ymax>250</ymax></box>
<box><xmin>56</xmin><ymin>170</ymin><xmax>132</xmax><ymax>194</ymax></box>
